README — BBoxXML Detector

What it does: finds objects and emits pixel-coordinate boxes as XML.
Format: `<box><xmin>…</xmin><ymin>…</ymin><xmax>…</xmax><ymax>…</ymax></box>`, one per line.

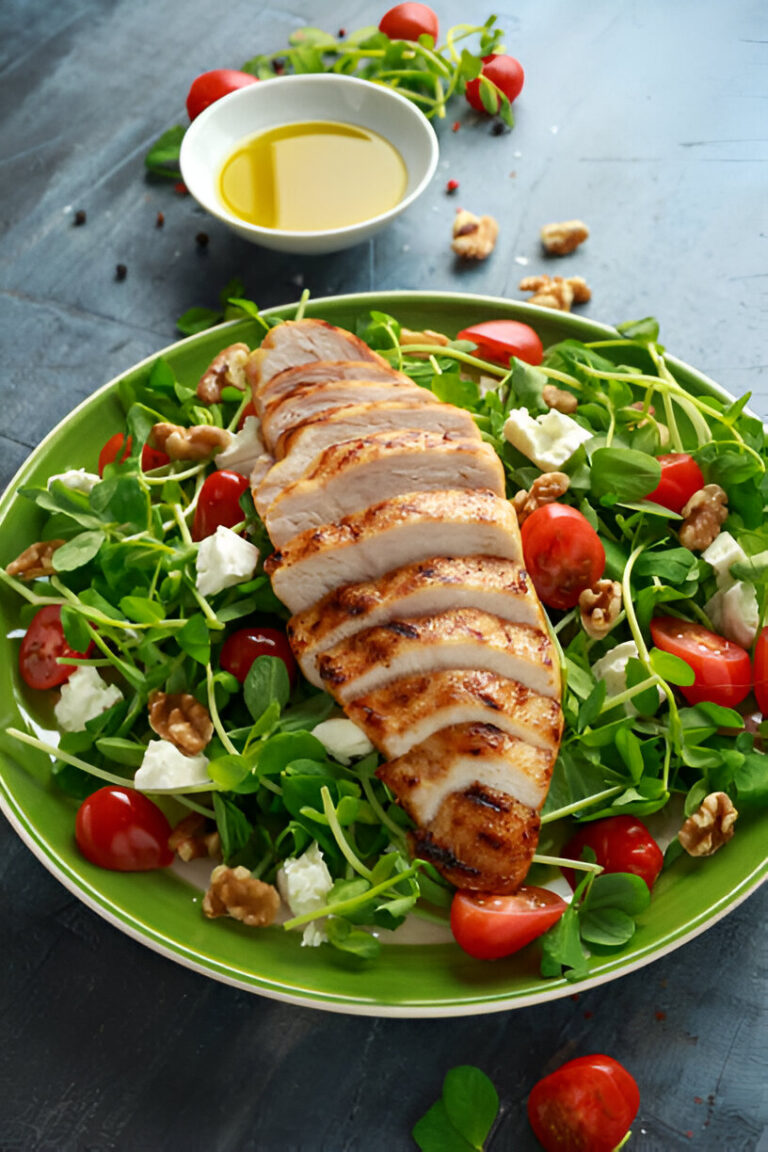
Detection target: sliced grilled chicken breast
<box><xmin>260</xmin><ymin>379</ymin><xmax>430</xmax><ymax>449</ymax></box>
<box><xmin>256</xmin><ymin>400</ymin><xmax>480</xmax><ymax>515</ymax></box>
<box><xmin>264</xmin><ymin>490</ymin><xmax>522</xmax><ymax>614</ymax></box>
<box><xmin>288</xmin><ymin>557</ymin><xmax>544</xmax><ymax>688</ymax></box>
<box><xmin>252</xmin><ymin>360</ymin><xmax>413</xmax><ymax>416</ymax></box>
<box><xmin>345</xmin><ymin>668</ymin><xmax>563</xmax><ymax>760</ymax></box>
<box><xmin>245</xmin><ymin>319</ymin><xmax>388</xmax><ymax>399</ymax></box>
<box><xmin>317</xmin><ymin>609</ymin><xmax>560</xmax><ymax>703</ymax></box>
<box><xmin>264</xmin><ymin>431</ymin><xmax>505</xmax><ymax>546</ymax></box>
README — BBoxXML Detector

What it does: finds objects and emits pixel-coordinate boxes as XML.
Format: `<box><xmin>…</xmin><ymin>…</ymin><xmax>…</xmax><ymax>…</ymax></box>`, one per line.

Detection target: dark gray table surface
<box><xmin>1</xmin><ymin>2</ymin><xmax>767</xmax><ymax>1149</ymax></box>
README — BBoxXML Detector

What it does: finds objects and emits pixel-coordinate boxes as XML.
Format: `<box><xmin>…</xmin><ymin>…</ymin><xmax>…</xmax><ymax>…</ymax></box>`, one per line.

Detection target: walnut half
<box><xmin>451</xmin><ymin>210</ymin><xmax>499</xmax><ymax>260</ymax></box>
<box><xmin>168</xmin><ymin>813</ymin><xmax>220</xmax><ymax>862</ymax></box>
<box><xmin>151</xmin><ymin>422</ymin><xmax>232</xmax><ymax>462</ymax></box>
<box><xmin>148</xmin><ymin>691</ymin><xmax>213</xmax><ymax>756</ymax></box>
<box><xmin>512</xmin><ymin>472</ymin><xmax>570</xmax><ymax>525</ymax></box>
<box><xmin>678</xmin><ymin>484</ymin><xmax>728</xmax><ymax>551</ymax></box>
<box><xmin>197</xmin><ymin>343</ymin><xmax>250</xmax><ymax>404</ymax></box>
<box><xmin>579</xmin><ymin>579</ymin><xmax>622</xmax><ymax>639</ymax></box>
<box><xmin>678</xmin><ymin>792</ymin><xmax>738</xmax><ymax>857</ymax></box>
<box><xmin>7</xmin><ymin>539</ymin><xmax>66</xmax><ymax>580</ymax></box>
<box><xmin>203</xmin><ymin>865</ymin><xmax>280</xmax><ymax>927</ymax></box>
<box><xmin>519</xmin><ymin>274</ymin><xmax>591</xmax><ymax>312</ymax></box>
<box><xmin>540</xmin><ymin>219</ymin><xmax>590</xmax><ymax>256</ymax></box>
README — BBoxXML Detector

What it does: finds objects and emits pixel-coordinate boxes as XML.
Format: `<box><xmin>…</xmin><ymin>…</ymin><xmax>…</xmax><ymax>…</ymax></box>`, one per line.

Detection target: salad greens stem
<box><xmin>532</xmin><ymin>853</ymin><xmax>603</xmax><ymax>873</ymax></box>
<box><xmin>7</xmin><ymin>727</ymin><xmax>131</xmax><ymax>787</ymax></box>
<box><xmin>320</xmin><ymin>786</ymin><xmax>373</xmax><ymax>880</ymax></box>
<box><xmin>177</xmin><ymin>795</ymin><xmax>217</xmax><ymax>817</ymax></box>
<box><xmin>283</xmin><ymin>860</ymin><xmax>421</xmax><ymax>930</ymax></box>
<box><xmin>541</xmin><ymin>787</ymin><xmax>624</xmax><ymax>824</ymax></box>
<box><xmin>360</xmin><ymin>773</ymin><xmax>408</xmax><ymax>846</ymax></box>
<box><xmin>205</xmin><ymin>663</ymin><xmax>238</xmax><ymax>754</ymax></box>
<box><xmin>187</xmin><ymin>583</ymin><xmax>223</xmax><ymax>629</ymax></box>
<box><xmin>172</xmin><ymin>503</ymin><xmax>193</xmax><ymax>547</ymax></box>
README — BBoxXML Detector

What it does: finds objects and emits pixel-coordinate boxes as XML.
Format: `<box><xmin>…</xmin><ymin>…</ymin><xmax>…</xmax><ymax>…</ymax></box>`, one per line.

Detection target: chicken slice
<box><xmin>256</xmin><ymin>400</ymin><xmax>480</xmax><ymax>516</ymax></box>
<box><xmin>250</xmin><ymin>359</ymin><xmax>412</xmax><ymax>417</ymax></box>
<box><xmin>264</xmin><ymin>431</ymin><xmax>505</xmax><ymax>546</ymax></box>
<box><xmin>260</xmin><ymin>379</ymin><xmax>430</xmax><ymax>450</ymax></box>
<box><xmin>317</xmin><ymin>608</ymin><xmax>560</xmax><ymax>703</ymax></box>
<box><xmin>288</xmin><ymin>557</ymin><xmax>544</xmax><ymax>688</ymax></box>
<box><xmin>345</xmin><ymin>668</ymin><xmax>563</xmax><ymax>760</ymax></box>
<box><xmin>264</xmin><ymin>490</ymin><xmax>522</xmax><ymax>615</ymax></box>
<box><xmin>245</xmin><ymin>319</ymin><xmax>388</xmax><ymax>400</ymax></box>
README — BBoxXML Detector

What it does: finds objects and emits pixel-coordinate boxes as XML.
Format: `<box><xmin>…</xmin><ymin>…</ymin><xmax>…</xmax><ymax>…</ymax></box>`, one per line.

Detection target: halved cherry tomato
<box><xmin>220</xmin><ymin>625</ymin><xmax>298</xmax><ymax>687</ymax></box>
<box><xmin>450</xmin><ymin>887</ymin><xmax>567</xmax><ymax>961</ymax></box>
<box><xmin>456</xmin><ymin>319</ymin><xmax>543</xmax><ymax>366</ymax></box>
<box><xmin>19</xmin><ymin>605</ymin><xmax>94</xmax><ymax>691</ymax></box>
<box><xmin>75</xmin><ymin>786</ymin><xmax>174</xmax><ymax>871</ymax></box>
<box><xmin>528</xmin><ymin>1054</ymin><xmax>640</xmax><ymax>1152</ymax></box>
<box><xmin>186</xmin><ymin>69</ymin><xmax>258</xmax><ymax>121</ymax></box>
<box><xmin>192</xmin><ymin>469</ymin><xmax>250</xmax><ymax>541</ymax></box>
<box><xmin>98</xmin><ymin>433</ymin><xmax>170</xmax><ymax>476</ymax></box>
<box><xmin>466</xmin><ymin>54</ymin><xmax>525</xmax><ymax>114</ymax></box>
<box><xmin>521</xmin><ymin>504</ymin><xmax>606</xmax><ymax>611</ymax></box>
<box><xmin>753</xmin><ymin>626</ymin><xmax>768</xmax><ymax>715</ymax></box>
<box><xmin>650</xmin><ymin>616</ymin><xmax>752</xmax><ymax>707</ymax></box>
<box><xmin>645</xmin><ymin>452</ymin><xmax>704</xmax><ymax>514</ymax></box>
<box><xmin>562</xmin><ymin>816</ymin><xmax>663</xmax><ymax>892</ymax></box>
<box><xmin>378</xmin><ymin>3</ymin><xmax>438</xmax><ymax>42</ymax></box>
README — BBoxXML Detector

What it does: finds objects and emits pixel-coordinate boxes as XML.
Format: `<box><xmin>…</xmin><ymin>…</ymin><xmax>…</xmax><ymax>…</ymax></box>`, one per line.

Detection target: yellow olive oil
<box><xmin>218</xmin><ymin>120</ymin><xmax>407</xmax><ymax>232</ymax></box>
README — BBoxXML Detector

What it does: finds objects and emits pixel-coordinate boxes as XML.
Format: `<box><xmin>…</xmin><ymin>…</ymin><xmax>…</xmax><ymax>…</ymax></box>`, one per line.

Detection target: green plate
<box><xmin>1</xmin><ymin>291</ymin><xmax>765</xmax><ymax>1017</ymax></box>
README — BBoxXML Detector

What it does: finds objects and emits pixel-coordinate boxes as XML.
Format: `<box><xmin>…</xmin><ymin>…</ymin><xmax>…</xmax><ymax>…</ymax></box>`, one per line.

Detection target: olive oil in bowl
<box><xmin>218</xmin><ymin>121</ymin><xmax>407</xmax><ymax>233</ymax></box>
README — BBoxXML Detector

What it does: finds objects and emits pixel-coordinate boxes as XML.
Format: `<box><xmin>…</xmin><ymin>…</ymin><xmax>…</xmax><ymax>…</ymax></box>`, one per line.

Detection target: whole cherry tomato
<box><xmin>528</xmin><ymin>1054</ymin><xmax>640</xmax><ymax>1152</ymax></box>
<box><xmin>186</xmin><ymin>69</ymin><xmax>259</xmax><ymax>121</ymax></box>
<box><xmin>220</xmin><ymin>625</ymin><xmax>298</xmax><ymax>687</ymax></box>
<box><xmin>75</xmin><ymin>786</ymin><xmax>174</xmax><ymax>871</ymax></box>
<box><xmin>753</xmin><ymin>626</ymin><xmax>768</xmax><ymax>714</ymax></box>
<box><xmin>562</xmin><ymin>815</ymin><xmax>664</xmax><ymax>891</ymax></box>
<box><xmin>521</xmin><ymin>504</ymin><xmax>606</xmax><ymax>611</ymax></box>
<box><xmin>19</xmin><ymin>605</ymin><xmax>94</xmax><ymax>691</ymax></box>
<box><xmin>456</xmin><ymin>319</ymin><xmax>543</xmax><ymax>366</ymax></box>
<box><xmin>650</xmin><ymin>616</ymin><xmax>752</xmax><ymax>708</ymax></box>
<box><xmin>98</xmin><ymin>432</ymin><xmax>169</xmax><ymax>476</ymax></box>
<box><xmin>450</xmin><ymin>887</ymin><xmax>567</xmax><ymax>961</ymax></box>
<box><xmin>378</xmin><ymin>3</ymin><xmax>438</xmax><ymax>42</ymax></box>
<box><xmin>466</xmin><ymin>54</ymin><xmax>525</xmax><ymax>114</ymax></box>
<box><xmin>645</xmin><ymin>452</ymin><xmax>704</xmax><ymax>514</ymax></box>
<box><xmin>192</xmin><ymin>469</ymin><xmax>250</xmax><ymax>541</ymax></box>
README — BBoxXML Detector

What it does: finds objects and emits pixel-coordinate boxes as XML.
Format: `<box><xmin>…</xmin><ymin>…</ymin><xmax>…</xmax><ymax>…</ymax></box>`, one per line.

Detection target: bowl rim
<box><xmin>179</xmin><ymin>72</ymin><xmax>440</xmax><ymax>242</ymax></box>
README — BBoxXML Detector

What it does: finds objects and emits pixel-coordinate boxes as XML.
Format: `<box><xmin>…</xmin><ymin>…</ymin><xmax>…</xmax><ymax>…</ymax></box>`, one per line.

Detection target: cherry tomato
<box><xmin>378</xmin><ymin>3</ymin><xmax>438</xmax><ymax>42</ymax></box>
<box><xmin>192</xmin><ymin>469</ymin><xmax>250</xmax><ymax>541</ymax></box>
<box><xmin>456</xmin><ymin>319</ymin><xmax>543</xmax><ymax>367</ymax></box>
<box><xmin>521</xmin><ymin>504</ymin><xmax>606</xmax><ymax>611</ymax></box>
<box><xmin>238</xmin><ymin>399</ymin><xmax>258</xmax><ymax>430</ymax></box>
<box><xmin>646</xmin><ymin>452</ymin><xmax>704</xmax><ymax>514</ymax></box>
<box><xmin>450</xmin><ymin>887</ymin><xmax>567</xmax><ymax>961</ymax></box>
<box><xmin>562</xmin><ymin>815</ymin><xmax>663</xmax><ymax>892</ymax></box>
<box><xmin>650</xmin><ymin>616</ymin><xmax>752</xmax><ymax>708</ymax></box>
<box><xmin>75</xmin><ymin>786</ymin><xmax>174</xmax><ymax>871</ymax></box>
<box><xmin>466</xmin><ymin>54</ymin><xmax>525</xmax><ymax>114</ymax></box>
<box><xmin>528</xmin><ymin>1054</ymin><xmax>640</xmax><ymax>1152</ymax></box>
<box><xmin>19</xmin><ymin>605</ymin><xmax>94</xmax><ymax>691</ymax></box>
<box><xmin>186</xmin><ymin>69</ymin><xmax>258</xmax><ymax>121</ymax></box>
<box><xmin>220</xmin><ymin>625</ymin><xmax>298</xmax><ymax>687</ymax></box>
<box><xmin>753</xmin><ymin>626</ymin><xmax>768</xmax><ymax>714</ymax></box>
<box><xmin>98</xmin><ymin>433</ymin><xmax>170</xmax><ymax>476</ymax></box>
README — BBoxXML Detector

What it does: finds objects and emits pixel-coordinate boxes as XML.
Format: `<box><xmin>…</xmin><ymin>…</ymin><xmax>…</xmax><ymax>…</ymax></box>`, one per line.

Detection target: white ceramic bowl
<box><xmin>179</xmin><ymin>73</ymin><xmax>439</xmax><ymax>254</ymax></box>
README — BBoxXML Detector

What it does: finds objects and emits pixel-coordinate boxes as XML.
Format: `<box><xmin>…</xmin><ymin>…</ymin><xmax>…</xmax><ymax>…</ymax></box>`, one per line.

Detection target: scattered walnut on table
<box><xmin>203</xmin><ymin>865</ymin><xmax>281</xmax><ymax>927</ymax></box>
<box><xmin>579</xmin><ymin>579</ymin><xmax>623</xmax><ymax>639</ymax></box>
<box><xmin>151</xmin><ymin>422</ymin><xmax>232</xmax><ymax>461</ymax></box>
<box><xmin>196</xmin><ymin>343</ymin><xmax>250</xmax><ymax>403</ymax></box>
<box><xmin>678</xmin><ymin>484</ymin><xmax>728</xmax><ymax>551</ymax></box>
<box><xmin>542</xmin><ymin>384</ymin><xmax>579</xmax><ymax>414</ymax></box>
<box><xmin>678</xmin><ymin>792</ymin><xmax>738</xmax><ymax>857</ymax></box>
<box><xmin>148</xmin><ymin>691</ymin><xmax>213</xmax><ymax>756</ymax></box>
<box><xmin>168</xmin><ymin>812</ymin><xmax>220</xmax><ymax>862</ymax></box>
<box><xmin>540</xmin><ymin>219</ymin><xmax>590</xmax><ymax>256</ymax></box>
<box><xmin>512</xmin><ymin>472</ymin><xmax>570</xmax><ymax>525</ymax></box>
<box><xmin>519</xmin><ymin>274</ymin><xmax>591</xmax><ymax>312</ymax></box>
<box><xmin>6</xmin><ymin>539</ymin><xmax>66</xmax><ymax>580</ymax></box>
<box><xmin>451</xmin><ymin>209</ymin><xmax>499</xmax><ymax>260</ymax></box>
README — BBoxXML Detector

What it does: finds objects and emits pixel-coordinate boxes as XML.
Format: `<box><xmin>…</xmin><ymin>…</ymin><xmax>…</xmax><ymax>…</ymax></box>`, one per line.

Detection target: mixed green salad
<box><xmin>2</xmin><ymin>299</ymin><xmax>767</xmax><ymax>980</ymax></box>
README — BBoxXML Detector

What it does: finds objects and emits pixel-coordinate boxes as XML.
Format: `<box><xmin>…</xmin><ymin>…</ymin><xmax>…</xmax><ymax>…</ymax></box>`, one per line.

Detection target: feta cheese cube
<box><xmin>702</xmin><ymin>531</ymin><xmax>759</xmax><ymax>646</ymax></box>
<box><xmin>195</xmin><ymin>525</ymin><xmax>259</xmax><ymax>597</ymax></box>
<box><xmin>48</xmin><ymin>468</ymin><xmax>101</xmax><ymax>494</ymax></box>
<box><xmin>54</xmin><ymin>666</ymin><xmax>123</xmax><ymax>732</ymax></box>
<box><xmin>215</xmin><ymin>417</ymin><xmax>270</xmax><ymax>478</ymax></box>
<box><xmin>702</xmin><ymin>532</ymin><xmax>748</xmax><ymax>585</ymax></box>
<box><xmin>312</xmin><ymin>718</ymin><xmax>375</xmax><ymax>765</ymax></box>
<box><xmin>592</xmin><ymin>641</ymin><xmax>640</xmax><ymax>699</ymax></box>
<box><xmin>503</xmin><ymin>407</ymin><xmax>593</xmax><ymax>472</ymax></box>
<box><xmin>277</xmin><ymin>841</ymin><xmax>334</xmax><ymax>947</ymax></box>
<box><xmin>134</xmin><ymin>739</ymin><xmax>210</xmax><ymax>792</ymax></box>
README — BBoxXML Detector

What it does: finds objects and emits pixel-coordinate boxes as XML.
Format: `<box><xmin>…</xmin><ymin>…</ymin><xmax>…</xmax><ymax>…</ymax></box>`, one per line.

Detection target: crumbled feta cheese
<box><xmin>312</xmin><ymin>718</ymin><xmax>375</xmax><ymax>765</ymax></box>
<box><xmin>195</xmin><ymin>525</ymin><xmax>259</xmax><ymax>597</ymax></box>
<box><xmin>702</xmin><ymin>532</ymin><xmax>748</xmax><ymax>584</ymax></box>
<box><xmin>503</xmin><ymin>407</ymin><xmax>593</xmax><ymax>472</ymax></box>
<box><xmin>48</xmin><ymin>468</ymin><xmax>101</xmax><ymax>494</ymax></box>
<box><xmin>215</xmin><ymin>417</ymin><xmax>269</xmax><ymax>478</ymax></box>
<box><xmin>53</xmin><ymin>666</ymin><xmax>123</xmax><ymax>732</ymax></box>
<box><xmin>702</xmin><ymin>531</ymin><xmax>759</xmax><ymax>646</ymax></box>
<box><xmin>593</xmin><ymin>640</ymin><xmax>663</xmax><ymax>715</ymax></box>
<box><xmin>277</xmin><ymin>841</ymin><xmax>334</xmax><ymax>947</ymax></box>
<box><xmin>134</xmin><ymin>739</ymin><xmax>210</xmax><ymax>792</ymax></box>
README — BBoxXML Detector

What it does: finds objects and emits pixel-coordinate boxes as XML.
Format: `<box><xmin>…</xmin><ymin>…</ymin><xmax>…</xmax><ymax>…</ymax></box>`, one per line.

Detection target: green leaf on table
<box><xmin>177</xmin><ymin>306</ymin><xmax>224</xmax><ymax>336</ymax></box>
<box><xmin>442</xmin><ymin>1066</ymin><xmax>500</xmax><ymax>1150</ymax></box>
<box><xmin>413</xmin><ymin>1101</ymin><xmax>476</xmax><ymax>1152</ymax></box>
<box><xmin>145</xmin><ymin>124</ymin><xmax>185</xmax><ymax>178</ymax></box>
